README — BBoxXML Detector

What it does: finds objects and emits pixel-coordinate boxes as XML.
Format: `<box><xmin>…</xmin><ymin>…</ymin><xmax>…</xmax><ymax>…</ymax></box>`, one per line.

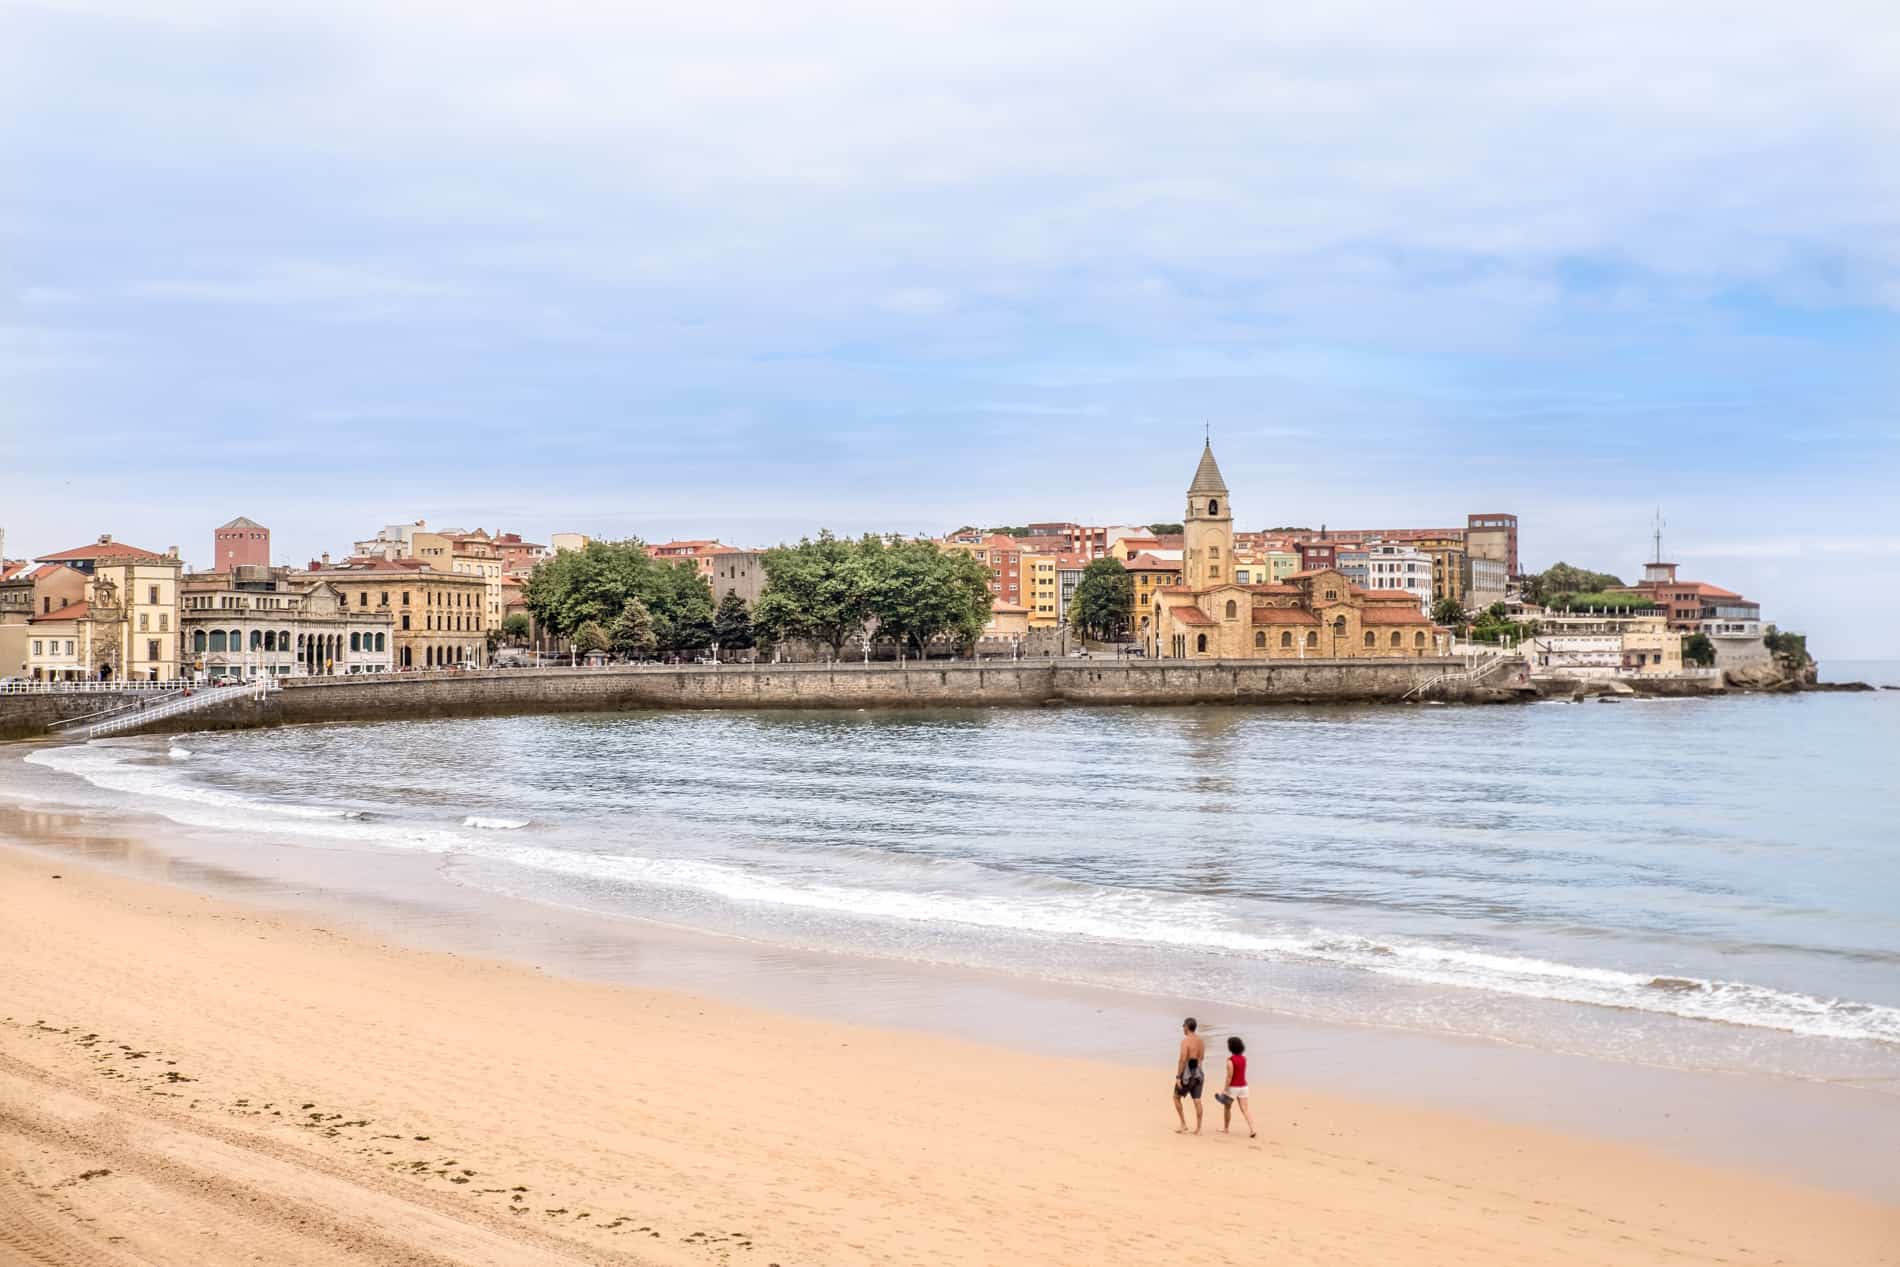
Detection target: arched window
<box><xmin>350</xmin><ymin>632</ymin><xmax>362</xmax><ymax>652</ymax></box>
<box><xmin>1333</xmin><ymin>616</ymin><xmax>1347</xmax><ymax>636</ymax></box>
<box><xmin>1210</xmin><ymin>545</ymin><xmax>1220</xmax><ymax>558</ymax></box>
<box><xmin>250</xmin><ymin>629</ymin><xmax>262</xmax><ymax>650</ymax></box>
<box><xmin>209</xmin><ymin>630</ymin><xmax>226</xmax><ymax>652</ymax></box>
<box><xmin>1391</xmin><ymin>631</ymin><xmax>1403</xmax><ymax>647</ymax></box>
<box><xmin>376</xmin><ymin>632</ymin><xmax>386</xmax><ymax>652</ymax></box>
<box><xmin>1208</xmin><ymin>499</ymin><xmax>1219</xmax><ymax>515</ymax></box>
<box><xmin>1280</xmin><ymin>631</ymin><xmax>1293</xmax><ymax>648</ymax></box>
<box><xmin>192</xmin><ymin>630</ymin><xmax>207</xmax><ymax>653</ymax></box>
<box><xmin>279</xmin><ymin>629</ymin><xmax>290</xmax><ymax>650</ymax></box>
<box><xmin>1364</xmin><ymin>631</ymin><xmax>1376</xmax><ymax>647</ymax></box>
<box><xmin>1415</xmin><ymin>631</ymin><xmax>1426</xmax><ymax>647</ymax></box>
<box><xmin>1254</xmin><ymin>631</ymin><xmax>1266</xmax><ymax>649</ymax></box>
<box><xmin>1225</xmin><ymin>599</ymin><xmax>1238</xmax><ymax>619</ymax></box>
<box><xmin>1305</xmin><ymin>631</ymin><xmax>1318</xmax><ymax>648</ymax></box>
<box><xmin>263</xmin><ymin>631</ymin><xmax>275</xmax><ymax>652</ymax></box>
<box><xmin>1195</xmin><ymin>633</ymin><xmax>1208</xmax><ymax>653</ymax></box>
<box><xmin>230</xmin><ymin>628</ymin><xmax>242</xmax><ymax>648</ymax></box>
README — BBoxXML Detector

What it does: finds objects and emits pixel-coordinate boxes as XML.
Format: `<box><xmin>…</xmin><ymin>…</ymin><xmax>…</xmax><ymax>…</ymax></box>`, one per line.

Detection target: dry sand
<box><xmin>1</xmin><ymin>844</ymin><xmax>1894</xmax><ymax>1267</ymax></box>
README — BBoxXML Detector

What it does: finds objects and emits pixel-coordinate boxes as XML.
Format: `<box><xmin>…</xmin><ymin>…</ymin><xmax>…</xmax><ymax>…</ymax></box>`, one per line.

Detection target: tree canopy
<box><xmin>1429</xmin><ymin>596</ymin><xmax>1465</xmax><ymax>626</ymax></box>
<box><xmin>522</xmin><ymin>539</ymin><xmax>713</xmax><ymax>655</ymax></box>
<box><xmin>1682</xmin><ymin>632</ymin><xmax>1716</xmax><ymax>666</ymax></box>
<box><xmin>755</xmin><ymin>533</ymin><xmax>992</xmax><ymax>656</ymax></box>
<box><xmin>1522</xmin><ymin>562</ymin><xmax>1624</xmax><ymax>605</ymax></box>
<box><xmin>610</xmin><ymin>597</ymin><xmax>658</xmax><ymax>660</ymax></box>
<box><xmin>713</xmin><ymin>591</ymin><xmax>754</xmax><ymax>650</ymax></box>
<box><xmin>1069</xmin><ymin>558</ymin><xmax>1133</xmax><ymax>641</ymax></box>
<box><xmin>501</xmin><ymin>612</ymin><xmax>532</xmax><ymax>644</ymax></box>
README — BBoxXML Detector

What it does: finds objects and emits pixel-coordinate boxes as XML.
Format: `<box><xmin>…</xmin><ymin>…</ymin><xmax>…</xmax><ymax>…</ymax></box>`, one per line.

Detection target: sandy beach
<box><xmin>0</xmin><ymin>844</ymin><xmax>1893</xmax><ymax>1266</ymax></box>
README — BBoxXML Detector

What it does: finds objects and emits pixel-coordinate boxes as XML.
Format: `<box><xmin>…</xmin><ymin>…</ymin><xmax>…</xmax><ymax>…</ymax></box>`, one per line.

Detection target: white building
<box><xmin>1365</xmin><ymin>543</ymin><xmax>1433</xmax><ymax>614</ymax></box>
<box><xmin>181</xmin><ymin>567</ymin><xmax>395</xmax><ymax>680</ymax></box>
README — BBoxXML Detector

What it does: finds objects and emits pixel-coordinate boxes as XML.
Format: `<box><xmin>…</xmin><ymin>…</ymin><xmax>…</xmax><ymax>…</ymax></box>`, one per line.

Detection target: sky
<box><xmin>3</xmin><ymin>2</ymin><xmax>1897</xmax><ymax>656</ymax></box>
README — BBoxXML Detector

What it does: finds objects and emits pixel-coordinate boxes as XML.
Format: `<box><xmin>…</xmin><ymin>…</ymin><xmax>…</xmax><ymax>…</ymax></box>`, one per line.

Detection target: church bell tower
<box><xmin>1183</xmin><ymin>440</ymin><xmax>1233</xmax><ymax>590</ymax></box>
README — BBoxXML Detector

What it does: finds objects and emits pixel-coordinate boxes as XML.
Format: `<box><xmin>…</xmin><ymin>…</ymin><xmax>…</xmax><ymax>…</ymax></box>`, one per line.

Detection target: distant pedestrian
<box><xmin>1172</xmin><ymin>1017</ymin><xmax>1205</xmax><ymax>1134</ymax></box>
<box><xmin>1214</xmin><ymin>1035</ymin><xmax>1256</xmax><ymax>1138</ymax></box>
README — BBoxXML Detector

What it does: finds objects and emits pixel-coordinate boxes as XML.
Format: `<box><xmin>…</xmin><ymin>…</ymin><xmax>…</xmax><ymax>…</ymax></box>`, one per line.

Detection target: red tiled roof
<box><xmin>1155</xmin><ymin>585</ymin><xmax>1197</xmax><ymax>595</ymax></box>
<box><xmin>1251</xmin><ymin>606</ymin><xmax>1319</xmax><ymax>625</ymax></box>
<box><xmin>1169</xmin><ymin>605</ymin><xmax>1217</xmax><ymax>626</ymax></box>
<box><xmin>26</xmin><ymin>563</ymin><xmax>75</xmax><ymax>581</ymax></box>
<box><xmin>1125</xmin><ymin>553</ymin><xmax>1183</xmax><ymax>572</ymax></box>
<box><xmin>0</xmin><ymin>562</ymin><xmax>25</xmax><ymax>582</ymax></box>
<box><xmin>1360</xmin><ymin>609</ymin><xmax>1433</xmax><ymax>626</ymax></box>
<box><xmin>36</xmin><ymin>540</ymin><xmax>169</xmax><ymax>563</ymax></box>
<box><xmin>990</xmin><ymin>600</ymin><xmax>1029</xmax><ymax>613</ymax></box>
<box><xmin>30</xmin><ymin>601</ymin><xmax>91</xmax><ymax>623</ymax></box>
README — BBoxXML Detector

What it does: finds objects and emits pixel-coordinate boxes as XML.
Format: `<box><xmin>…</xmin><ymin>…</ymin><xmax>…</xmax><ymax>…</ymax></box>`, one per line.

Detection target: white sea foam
<box><xmin>25</xmin><ymin>743</ymin><xmax>461</xmax><ymax>853</ymax></box>
<box><xmin>474</xmin><ymin>841</ymin><xmax>1900</xmax><ymax>1048</ymax></box>
<box><xmin>24</xmin><ymin>739</ymin><xmax>1900</xmax><ymax>1050</ymax></box>
<box><xmin>167</xmin><ymin>746</ymin><xmax>192</xmax><ymax>760</ymax></box>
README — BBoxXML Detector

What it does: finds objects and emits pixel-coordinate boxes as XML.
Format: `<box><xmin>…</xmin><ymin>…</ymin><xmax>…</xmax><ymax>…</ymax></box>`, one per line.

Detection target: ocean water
<box><xmin>14</xmin><ymin>684</ymin><xmax>1900</xmax><ymax>1089</ymax></box>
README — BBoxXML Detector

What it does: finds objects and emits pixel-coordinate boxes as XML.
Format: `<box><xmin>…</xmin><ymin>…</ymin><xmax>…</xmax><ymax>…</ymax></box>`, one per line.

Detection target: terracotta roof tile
<box><xmin>1168</xmin><ymin>605</ymin><xmax>1217</xmax><ymax>626</ymax></box>
<box><xmin>36</xmin><ymin>540</ymin><xmax>169</xmax><ymax>563</ymax></box>
<box><xmin>30</xmin><ymin>601</ymin><xmax>91</xmax><ymax>623</ymax></box>
<box><xmin>1250</xmin><ymin>607</ymin><xmax>1320</xmax><ymax>625</ymax></box>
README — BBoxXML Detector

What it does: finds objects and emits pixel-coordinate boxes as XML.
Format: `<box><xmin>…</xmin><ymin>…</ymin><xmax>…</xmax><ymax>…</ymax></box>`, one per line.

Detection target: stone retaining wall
<box><xmin>4</xmin><ymin>658</ymin><xmax>1532</xmax><ymax>739</ymax></box>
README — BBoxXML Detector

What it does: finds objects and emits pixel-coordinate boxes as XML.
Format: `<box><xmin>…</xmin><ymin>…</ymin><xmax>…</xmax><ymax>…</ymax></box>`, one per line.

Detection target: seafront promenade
<box><xmin>0</xmin><ymin>656</ymin><xmax>1538</xmax><ymax>740</ymax></box>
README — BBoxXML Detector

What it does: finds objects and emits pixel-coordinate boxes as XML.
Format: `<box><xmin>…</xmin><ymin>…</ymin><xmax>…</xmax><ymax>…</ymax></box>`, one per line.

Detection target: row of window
<box><xmin>1176</xmin><ymin>628</ymin><xmax>1434</xmax><ymax>653</ymax></box>
<box><xmin>30</xmin><ymin>639</ymin><xmax>77</xmax><ymax>657</ymax></box>
<box><xmin>191</xmin><ymin>629</ymin><xmax>391</xmax><ymax>654</ymax></box>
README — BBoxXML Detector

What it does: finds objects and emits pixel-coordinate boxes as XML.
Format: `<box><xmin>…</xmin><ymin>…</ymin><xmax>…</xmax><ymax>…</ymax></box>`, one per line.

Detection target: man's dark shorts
<box><xmin>1174</xmin><ymin>1068</ymin><xmax>1204</xmax><ymax>1100</ymax></box>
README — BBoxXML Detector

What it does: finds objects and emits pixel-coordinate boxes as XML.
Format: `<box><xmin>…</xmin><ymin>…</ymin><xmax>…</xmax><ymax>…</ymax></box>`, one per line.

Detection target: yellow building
<box><xmin>1410</xmin><ymin>535</ymin><xmax>1468</xmax><ymax>610</ymax></box>
<box><xmin>448</xmin><ymin>531</ymin><xmax>507</xmax><ymax>631</ymax></box>
<box><xmin>307</xmin><ymin>557</ymin><xmax>490</xmax><ymax>670</ymax></box>
<box><xmin>30</xmin><ymin>536</ymin><xmax>183</xmax><ymax>680</ymax></box>
<box><xmin>1124</xmin><ymin>554</ymin><xmax>1183</xmax><ymax>645</ymax></box>
<box><xmin>1147</xmin><ymin>444</ymin><xmax>1440</xmax><ymax>661</ymax></box>
<box><xmin>1020</xmin><ymin>552</ymin><xmax>1061</xmax><ymax>628</ymax></box>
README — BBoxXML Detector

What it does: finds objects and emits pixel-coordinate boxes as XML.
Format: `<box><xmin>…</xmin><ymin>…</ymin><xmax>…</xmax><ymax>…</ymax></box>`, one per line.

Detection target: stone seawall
<box><xmin>0</xmin><ymin>691</ymin><xmax>175</xmax><ymax>742</ymax></box>
<box><xmin>101</xmin><ymin>658</ymin><xmax>1525</xmax><ymax>737</ymax></box>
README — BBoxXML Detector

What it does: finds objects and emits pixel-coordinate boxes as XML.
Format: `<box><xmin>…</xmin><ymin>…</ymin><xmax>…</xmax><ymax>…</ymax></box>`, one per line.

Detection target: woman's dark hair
<box><xmin>1227</xmin><ymin>1035</ymin><xmax>1245</xmax><ymax>1054</ymax></box>
<box><xmin>1183</xmin><ymin>1017</ymin><xmax>1197</xmax><ymax>1032</ymax></box>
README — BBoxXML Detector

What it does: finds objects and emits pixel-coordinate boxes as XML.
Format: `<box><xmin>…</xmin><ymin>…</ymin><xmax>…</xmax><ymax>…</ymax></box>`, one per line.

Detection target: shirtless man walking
<box><xmin>1172</xmin><ymin>1017</ymin><xmax>1206</xmax><ymax>1134</ymax></box>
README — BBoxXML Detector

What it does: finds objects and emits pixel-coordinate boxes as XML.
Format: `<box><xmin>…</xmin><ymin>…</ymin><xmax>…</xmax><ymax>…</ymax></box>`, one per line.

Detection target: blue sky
<box><xmin>3</xmin><ymin>2</ymin><xmax>1897</xmax><ymax>656</ymax></box>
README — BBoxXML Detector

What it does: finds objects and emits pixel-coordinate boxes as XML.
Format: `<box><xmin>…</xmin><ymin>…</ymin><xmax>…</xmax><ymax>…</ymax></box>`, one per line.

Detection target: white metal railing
<box><xmin>48</xmin><ymin>689</ymin><xmax>187</xmax><ymax>731</ymax></box>
<box><xmin>1403</xmin><ymin>655</ymin><xmax>1523</xmax><ymax>701</ymax></box>
<box><xmin>78</xmin><ymin>679</ymin><xmax>275</xmax><ymax>740</ymax></box>
<box><xmin>1</xmin><ymin>677</ymin><xmax>197</xmax><ymax>695</ymax></box>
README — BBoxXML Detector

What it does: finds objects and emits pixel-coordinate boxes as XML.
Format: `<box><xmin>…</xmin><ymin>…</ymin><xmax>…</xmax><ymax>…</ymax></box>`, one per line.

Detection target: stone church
<box><xmin>1145</xmin><ymin>443</ymin><xmax>1441</xmax><ymax>660</ymax></box>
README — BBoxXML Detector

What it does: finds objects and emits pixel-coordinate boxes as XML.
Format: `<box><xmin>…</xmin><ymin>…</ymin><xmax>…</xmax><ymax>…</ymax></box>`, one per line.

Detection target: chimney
<box><xmin>166</xmin><ymin>545</ymin><xmax>179</xmax><ymax>559</ymax></box>
<box><xmin>321</xmin><ymin>551</ymin><xmax>331</xmax><ymax>567</ymax></box>
<box><xmin>98</xmin><ymin>533</ymin><xmax>112</xmax><ymax>544</ymax></box>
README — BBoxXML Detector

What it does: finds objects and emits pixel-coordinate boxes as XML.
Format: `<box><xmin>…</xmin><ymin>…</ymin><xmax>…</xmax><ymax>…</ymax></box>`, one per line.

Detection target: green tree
<box><xmin>713</xmin><ymin>591</ymin><xmax>754</xmax><ymax>651</ymax></box>
<box><xmin>864</xmin><ymin>538</ymin><xmax>992</xmax><ymax>655</ymax></box>
<box><xmin>522</xmin><ymin>540</ymin><xmax>717</xmax><ymax>656</ymax></box>
<box><xmin>484</xmin><ymin>627</ymin><xmax>505</xmax><ymax>654</ymax></box>
<box><xmin>1682</xmin><ymin>632</ymin><xmax>1716</xmax><ymax>667</ymax></box>
<box><xmin>649</xmin><ymin>562</ymin><xmax>714</xmax><ymax>654</ymax></box>
<box><xmin>1522</xmin><ymin>562</ymin><xmax>1624</xmax><ymax>606</ymax></box>
<box><xmin>1146</xmin><ymin>522</ymin><xmax>1184</xmax><ymax>535</ymax></box>
<box><xmin>1430</xmin><ymin>597</ymin><xmax>1465</xmax><ymax>626</ymax></box>
<box><xmin>501</xmin><ymin>612</ymin><xmax>532</xmax><ymax>645</ymax></box>
<box><xmin>610</xmin><ymin>597</ymin><xmax>658</xmax><ymax>660</ymax></box>
<box><xmin>755</xmin><ymin>531</ymin><xmax>874</xmax><ymax>657</ymax></box>
<box><xmin>1762</xmin><ymin>625</ymin><xmax>1811</xmax><ymax>666</ymax></box>
<box><xmin>1069</xmin><ymin>558</ymin><xmax>1134</xmax><ymax>641</ymax></box>
<box><xmin>571</xmin><ymin>620</ymin><xmax>609</xmax><ymax>656</ymax></box>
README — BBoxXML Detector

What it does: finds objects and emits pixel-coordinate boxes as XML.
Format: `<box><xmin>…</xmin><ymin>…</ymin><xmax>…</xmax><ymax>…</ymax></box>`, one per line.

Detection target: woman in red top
<box><xmin>1219</xmin><ymin>1035</ymin><xmax>1256</xmax><ymax>1137</ymax></box>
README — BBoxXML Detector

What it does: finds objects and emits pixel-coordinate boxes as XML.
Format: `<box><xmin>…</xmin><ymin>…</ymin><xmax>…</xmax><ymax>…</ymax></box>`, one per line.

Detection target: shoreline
<box><xmin>5</xmin><ymin>721</ymin><xmax>1900</xmax><ymax>1206</ymax></box>
<box><xmin>3</xmin><ymin>842</ymin><xmax>1896</xmax><ymax>1266</ymax></box>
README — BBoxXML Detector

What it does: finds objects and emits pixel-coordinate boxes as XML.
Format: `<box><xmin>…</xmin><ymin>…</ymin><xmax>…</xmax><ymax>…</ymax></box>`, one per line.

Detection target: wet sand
<box><xmin>2</xmin><ymin>843</ymin><xmax>1896</xmax><ymax>1266</ymax></box>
